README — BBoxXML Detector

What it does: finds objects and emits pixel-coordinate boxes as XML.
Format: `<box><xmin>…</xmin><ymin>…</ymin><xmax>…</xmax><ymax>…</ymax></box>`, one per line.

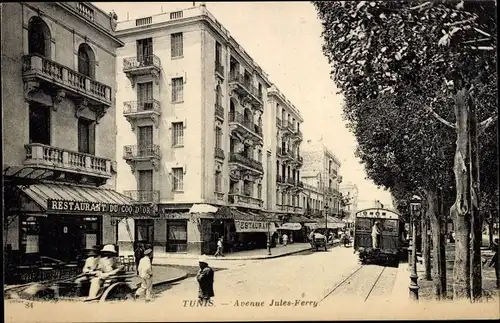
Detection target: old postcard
<box><xmin>2</xmin><ymin>1</ymin><xmax>499</xmax><ymax>322</ymax></box>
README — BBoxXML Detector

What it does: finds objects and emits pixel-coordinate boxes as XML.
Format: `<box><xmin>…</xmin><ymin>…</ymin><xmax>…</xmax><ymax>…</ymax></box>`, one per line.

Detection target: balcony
<box><xmin>215</xmin><ymin>147</ymin><xmax>225</xmax><ymax>160</ymax></box>
<box><xmin>229</xmin><ymin>153</ymin><xmax>263</xmax><ymax>174</ymax></box>
<box><xmin>228</xmin><ymin>193</ymin><xmax>263</xmax><ymax>209</ymax></box>
<box><xmin>276</xmin><ymin>118</ymin><xmax>282</xmax><ymax>128</ymax></box>
<box><xmin>123</xmin><ymin>55</ymin><xmax>161</xmax><ymax>87</ymax></box>
<box><xmin>123</xmin><ymin>100</ymin><xmax>161</xmax><ymax>128</ymax></box>
<box><xmin>22</xmin><ymin>55</ymin><xmax>112</xmax><ymax>116</ymax></box>
<box><xmin>215</xmin><ymin>103</ymin><xmax>224</xmax><ymax>121</ymax></box>
<box><xmin>123</xmin><ymin>144</ymin><xmax>161</xmax><ymax>172</ymax></box>
<box><xmin>228</xmin><ymin>111</ymin><xmax>263</xmax><ymax>140</ymax></box>
<box><xmin>123</xmin><ymin>190</ymin><xmax>160</xmax><ymax>203</ymax></box>
<box><xmin>24</xmin><ymin>143</ymin><xmax>112</xmax><ymax>181</ymax></box>
<box><xmin>286</xmin><ymin>177</ymin><xmax>296</xmax><ymax>186</ymax></box>
<box><xmin>277</xmin><ymin>204</ymin><xmax>295</xmax><ymax>212</ymax></box>
<box><xmin>215</xmin><ymin>61</ymin><xmax>225</xmax><ymax>79</ymax></box>
<box><xmin>294</xmin><ymin>206</ymin><xmax>304</xmax><ymax>213</ymax></box>
<box><xmin>228</xmin><ymin>71</ymin><xmax>263</xmax><ymax>109</ymax></box>
<box><xmin>330</xmin><ymin>168</ymin><xmax>338</xmax><ymax>178</ymax></box>
<box><xmin>293</xmin><ymin>129</ymin><xmax>303</xmax><ymax>141</ymax></box>
<box><xmin>276</xmin><ymin>175</ymin><xmax>283</xmax><ymax>183</ymax></box>
<box><xmin>297</xmin><ymin>156</ymin><xmax>304</xmax><ymax>165</ymax></box>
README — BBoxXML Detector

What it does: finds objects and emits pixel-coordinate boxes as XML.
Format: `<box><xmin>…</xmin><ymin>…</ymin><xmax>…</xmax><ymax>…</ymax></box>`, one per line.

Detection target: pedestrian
<box><xmin>135</xmin><ymin>248</ymin><xmax>154</xmax><ymax>302</ymax></box>
<box><xmin>197</xmin><ymin>255</ymin><xmax>214</xmax><ymax>302</ymax></box>
<box><xmin>282</xmin><ymin>233</ymin><xmax>288</xmax><ymax>246</ymax></box>
<box><xmin>134</xmin><ymin>243</ymin><xmax>144</xmax><ymax>275</ymax></box>
<box><xmin>488</xmin><ymin>238</ymin><xmax>499</xmax><ymax>289</ymax></box>
<box><xmin>309</xmin><ymin>230</ymin><xmax>315</xmax><ymax>248</ymax></box>
<box><xmin>371</xmin><ymin>221</ymin><xmax>382</xmax><ymax>249</ymax></box>
<box><xmin>214</xmin><ymin>237</ymin><xmax>225</xmax><ymax>257</ymax></box>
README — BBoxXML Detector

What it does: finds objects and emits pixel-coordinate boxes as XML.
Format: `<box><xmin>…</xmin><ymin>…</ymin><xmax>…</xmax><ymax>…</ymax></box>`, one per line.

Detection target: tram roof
<box><xmin>355</xmin><ymin>207</ymin><xmax>400</xmax><ymax>220</ymax></box>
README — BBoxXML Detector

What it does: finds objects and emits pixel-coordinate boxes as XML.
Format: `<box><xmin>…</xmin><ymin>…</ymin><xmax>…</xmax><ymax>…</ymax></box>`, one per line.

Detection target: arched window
<box><xmin>78</xmin><ymin>43</ymin><xmax>95</xmax><ymax>78</ymax></box>
<box><xmin>28</xmin><ymin>17</ymin><xmax>51</xmax><ymax>57</ymax></box>
<box><xmin>215</xmin><ymin>85</ymin><xmax>222</xmax><ymax>106</ymax></box>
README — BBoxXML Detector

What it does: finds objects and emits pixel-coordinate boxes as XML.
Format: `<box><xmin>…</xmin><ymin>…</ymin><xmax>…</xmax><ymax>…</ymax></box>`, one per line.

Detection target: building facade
<box><xmin>339</xmin><ymin>182</ymin><xmax>359</xmax><ymax>223</ymax></box>
<box><xmin>300</xmin><ymin>139</ymin><xmax>343</xmax><ymax>216</ymax></box>
<box><xmin>267</xmin><ymin>85</ymin><xmax>305</xmax><ymax>217</ymax></box>
<box><xmin>1</xmin><ymin>2</ymin><xmax>137</xmax><ymax>268</ymax></box>
<box><xmin>300</xmin><ymin>171</ymin><xmax>325</xmax><ymax>218</ymax></box>
<box><xmin>114</xmin><ymin>4</ymin><xmax>306</xmax><ymax>256</ymax></box>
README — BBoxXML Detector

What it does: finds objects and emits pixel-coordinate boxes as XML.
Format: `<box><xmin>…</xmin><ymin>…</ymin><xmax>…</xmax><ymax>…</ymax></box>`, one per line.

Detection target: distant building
<box><xmin>339</xmin><ymin>183</ymin><xmax>359</xmax><ymax>222</ymax></box>
<box><xmin>300</xmin><ymin>171</ymin><xmax>324</xmax><ymax>218</ymax></box>
<box><xmin>300</xmin><ymin>139</ymin><xmax>342</xmax><ymax>216</ymax></box>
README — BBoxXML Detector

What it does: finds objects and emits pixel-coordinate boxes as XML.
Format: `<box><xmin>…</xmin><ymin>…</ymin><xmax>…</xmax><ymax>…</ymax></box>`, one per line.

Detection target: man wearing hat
<box><xmin>371</xmin><ymin>221</ymin><xmax>382</xmax><ymax>249</ymax></box>
<box><xmin>196</xmin><ymin>255</ymin><xmax>214</xmax><ymax>302</ymax></box>
<box><xmin>87</xmin><ymin>244</ymin><xmax>124</xmax><ymax>300</ymax></box>
<box><xmin>74</xmin><ymin>246</ymin><xmax>100</xmax><ymax>288</ymax></box>
<box><xmin>135</xmin><ymin>248</ymin><xmax>154</xmax><ymax>302</ymax></box>
<box><xmin>488</xmin><ymin>238</ymin><xmax>499</xmax><ymax>288</ymax></box>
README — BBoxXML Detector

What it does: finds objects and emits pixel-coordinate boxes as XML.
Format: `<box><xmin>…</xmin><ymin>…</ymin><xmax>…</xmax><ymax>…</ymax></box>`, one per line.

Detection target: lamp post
<box><xmin>266</xmin><ymin>214</ymin><xmax>272</xmax><ymax>256</ymax></box>
<box><xmin>324</xmin><ymin>203</ymin><xmax>329</xmax><ymax>235</ymax></box>
<box><xmin>409</xmin><ymin>195</ymin><xmax>421</xmax><ymax>301</ymax></box>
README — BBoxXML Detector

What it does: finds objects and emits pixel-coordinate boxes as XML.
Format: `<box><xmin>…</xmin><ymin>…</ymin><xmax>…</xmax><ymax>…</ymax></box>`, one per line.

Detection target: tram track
<box><xmin>319</xmin><ymin>264</ymin><xmax>395</xmax><ymax>304</ymax></box>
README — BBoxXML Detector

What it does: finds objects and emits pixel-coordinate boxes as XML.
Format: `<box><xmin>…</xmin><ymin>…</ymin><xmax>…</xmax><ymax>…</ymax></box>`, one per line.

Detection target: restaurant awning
<box><xmin>278</xmin><ymin>223</ymin><xmax>302</xmax><ymax>230</ymax></box>
<box><xmin>16</xmin><ymin>183</ymin><xmax>153</xmax><ymax>217</ymax></box>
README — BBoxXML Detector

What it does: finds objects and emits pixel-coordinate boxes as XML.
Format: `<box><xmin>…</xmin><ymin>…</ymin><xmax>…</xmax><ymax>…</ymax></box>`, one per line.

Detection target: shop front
<box><xmin>4</xmin><ymin>182</ymin><xmax>152</xmax><ymax>266</ymax></box>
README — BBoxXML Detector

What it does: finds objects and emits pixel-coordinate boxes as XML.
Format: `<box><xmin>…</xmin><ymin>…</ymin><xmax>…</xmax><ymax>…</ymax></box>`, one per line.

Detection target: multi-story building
<box><xmin>267</xmin><ymin>85</ymin><xmax>304</xmax><ymax>218</ymax></box>
<box><xmin>340</xmin><ymin>182</ymin><xmax>359</xmax><ymax>223</ymax></box>
<box><xmin>1</xmin><ymin>2</ymin><xmax>137</xmax><ymax>270</ymax></box>
<box><xmin>114</xmin><ymin>4</ymin><xmax>296</xmax><ymax>256</ymax></box>
<box><xmin>300</xmin><ymin>171</ymin><xmax>325</xmax><ymax>218</ymax></box>
<box><xmin>301</xmin><ymin>139</ymin><xmax>343</xmax><ymax>216</ymax></box>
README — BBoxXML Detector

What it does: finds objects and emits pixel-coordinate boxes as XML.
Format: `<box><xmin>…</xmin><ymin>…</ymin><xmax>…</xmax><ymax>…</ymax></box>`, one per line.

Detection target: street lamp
<box><xmin>409</xmin><ymin>195</ymin><xmax>422</xmax><ymax>301</ymax></box>
<box><xmin>324</xmin><ymin>203</ymin><xmax>329</xmax><ymax>236</ymax></box>
<box><xmin>267</xmin><ymin>214</ymin><xmax>272</xmax><ymax>256</ymax></box>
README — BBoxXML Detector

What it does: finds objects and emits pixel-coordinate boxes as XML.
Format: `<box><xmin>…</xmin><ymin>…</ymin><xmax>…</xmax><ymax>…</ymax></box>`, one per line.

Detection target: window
<box><xmin>29</xmin><ymin>103</ymin><xmax>51</xmax><ymax>145</ymax></box>
<box><xmin>258</xmin><ymin>149</ymin><xmax>262</xmax><ymax>162</ymax></box>
<box><xmin>215</xmin><ymin>85</ymin><xmax>222</xmax><ymax>106</ymax></box>
<box><xmin>243</xmin><ymin>181</ymin><xmax>252</xmax><ymax>196</ymax></box>
<box><xmin>170</xmin><ymin>11</ymin><xmax>183</xmax><ymax>19</ymax></box>
<box><xmin>172</xmin><ymin>78</ymin><xmax>184</xmax><ymax>102</ymax></box>
<box><xmin>215</xmin><ymin>41</ymin><xmax>222</xmax><ymax>64</ymax></box>
<box><xmin>78</xmin><ymin>118</ymin><xmax>95</xmax><ymax>154</ymax></box>
<box><xmin>77</xmin><ymin>43</ymin><xmax>95</xmax><ymax>78</ymax></box>
<box><xmin>138</xmin><ymin>82</ymin><xmax>153</xmax><ymax>106</ymax></box>
<box><xmin>137</xmin><ymin>38</ymin><xmax>153</xmax><ymax>65</ymax></box>
<box><xmin>138</xmin><ymin>126</ymin><xmax>153</xmax><ymax>156</ymax></box>
<box><xmin>135</xmin><ymin>219</ymin><xmax>154</xmax><ymax>244</ymax></box>
<box><xmin>172</xmin><ymin>122</ymin><xmax>184</xmax><ymax>146</ymax></box>
<box><xmin>28</xmin><ymin>17</ymin><xmax>51</xmax><ymax>57</ymax></box>
<box><xmin>167</xmin><ymin>220</ymin><xmax>187</xmax><ymax>252</ymax></box>
<box><xmin>171</xmin><ymin>33</ymin><xmax>183</xmax><ymax>58</ymax></box>
<box><xmin>215</xmin><ymin>171</ymin><xmax>222</xmax><ymax>192</ymax></box>
<box><xmin>258</xmin><ymin>184</ymin><xmax>262</xmax><ymax>199</ymax></box>
<box><xmin>138</xmin><ymin>170</ymin><xmax>153</xmax><ymax>201</ymax></box>
<box><xmin>136</xmin><ymin>17</ymin><xmax>152</xmax><ymax>26</ymax></box>
<box><xmin>215</xmin><ymin>127</ymin><xmax>222</xmax><ymax>149</ymax></box>
<box><xmin>172</xmin><ymin>168</ymin><xmax>184</xmax><ymax>191</ymax></box>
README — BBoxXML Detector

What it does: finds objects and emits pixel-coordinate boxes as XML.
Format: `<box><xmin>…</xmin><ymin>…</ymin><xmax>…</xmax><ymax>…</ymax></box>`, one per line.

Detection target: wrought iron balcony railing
<box><xmin>276</xmin><ymin>118</ymin><xmax>282</xmax><ymax>128</ymax></box>
<box><xmin>229</xmin><ymin>153</ymin><xmax>264</xmax><ymax>172</ymax></box>
<box><xmin>228</xmin><ymin>111</ymin><xmax>263</xmax><ymax>136</ymax></box>
<box><xmin>215</xmin><ymin>147</ymin><xmax>225</xmax><ymax>160</ymax></box>
<box><xmin>123</xmin><ymin>190</ymin><xmax>160</xmax><ymax>203</ymax></box>
<box><xmin>123</xmin><ymin>55</ymin><xmax>161</xmax><ymax>72</ymax></box>
<box><xmin>123</xmin><ymin>99</ymin><xmax>161</xmax><ymax>114</ymax></box>
<box><xmin>123</xmin><ymin>144</ymin><xmax>161</xmax><ymax>159</ymax></box>
<box><xmin>228</xmin><ymin>71</ymin><xmax>262</xmax><ymax>104</ymax></box>
<box><xmin>215</xmin><ymin>103</ymin><xmax>224</xmax><ymax>120</ymax></box>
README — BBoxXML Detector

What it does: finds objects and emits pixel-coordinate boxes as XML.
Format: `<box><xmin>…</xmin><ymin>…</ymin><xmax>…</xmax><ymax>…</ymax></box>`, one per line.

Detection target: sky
<box><xmin>93</xmin><ymin>1</ymin><xmax>393</xmax><ymax>207</ymax></box>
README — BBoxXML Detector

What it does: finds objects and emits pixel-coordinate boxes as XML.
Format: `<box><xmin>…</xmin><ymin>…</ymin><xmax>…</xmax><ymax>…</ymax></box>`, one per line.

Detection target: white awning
<box><xmin>189</xmin><ymin>203</ymin><xmax>218</xmax><ymax>214</ymax></box>
<box><xmin>278</xmin><ymin>223</ymin><xmax>302</xmax><ymax>231</ymax></box>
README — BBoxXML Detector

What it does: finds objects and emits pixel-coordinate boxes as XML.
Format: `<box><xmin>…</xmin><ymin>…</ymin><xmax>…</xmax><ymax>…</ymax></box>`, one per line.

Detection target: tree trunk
<box><xmin>427</xmin><ymin>187</ymin><xmax>446</xmax><ymax>299</ymax></box>
<box><xmin>439</xmin><ymin>190</ymin><xmax>447</xmax><ymax>297</ymax></box>
<box><xmin>452</xmin><ymin>87</ymin><xmax>471</xmax><ymax>300</ymax></box>
<box><xmin>422</xmin><ymin>206</ymin><xmax>431</xmax><ymax>281</ymax></box>
<box><xmin>487</xmin><ymin>216</ymin><xmax>494</xmax><ymax>249</ymax></box>
<box><xmin>469</xmin><ymin>94</ymin><xmax>482</xmax><ymax>302</ymax></box>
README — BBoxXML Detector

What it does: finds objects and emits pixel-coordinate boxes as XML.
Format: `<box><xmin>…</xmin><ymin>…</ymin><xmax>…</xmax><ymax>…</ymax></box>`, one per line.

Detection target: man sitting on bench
<box><xmin>86</xmin><ymin>244</ymin><xmax>124</xmax><ymax>300</ymax></box>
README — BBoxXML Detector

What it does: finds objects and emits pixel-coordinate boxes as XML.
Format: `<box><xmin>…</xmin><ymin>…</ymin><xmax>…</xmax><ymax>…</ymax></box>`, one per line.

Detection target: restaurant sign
<box><xmin>47</xmin><ymin>199</ymin><xmax>153</xmax><ymax>217</ymax></box>
<box><xmin>234</xmin><ymin>220</ymin><xmax>270</xmax><ymax>233</ymax></box>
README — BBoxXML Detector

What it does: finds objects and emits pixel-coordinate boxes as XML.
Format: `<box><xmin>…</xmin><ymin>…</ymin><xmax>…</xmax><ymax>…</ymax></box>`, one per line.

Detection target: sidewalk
<box><xmin>154</xmin><ymin>240</ymin><xmax>341</xmax><ymax>264</ymax></box>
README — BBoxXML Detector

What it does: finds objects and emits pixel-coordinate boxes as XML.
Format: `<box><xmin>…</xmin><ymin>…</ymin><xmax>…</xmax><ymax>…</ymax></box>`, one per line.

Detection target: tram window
<box><xmin>382</xmin><ymin>212</ymin><xmax>386</xmax><ymax>216</ymax></box>
<box><xmin>382</xmin><ymin>220</ymin><xmax>397</xmax><ymax>233</ymax></box>
<box><xmin>356</xmin><ymin>218</ymin><xmax>372</xmax><ymax>231</ymax></box>
<box><xmin>369</xmin><ymin>212</ymin><xmax>373</xmax><ymax>215</ymax></box>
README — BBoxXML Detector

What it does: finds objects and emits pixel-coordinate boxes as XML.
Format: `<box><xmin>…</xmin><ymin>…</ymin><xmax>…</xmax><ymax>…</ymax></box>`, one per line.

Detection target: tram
<box><xmin>353</xmin><ymin>207</ymin><xmax>407</xmax><ymax>267</ymax></box>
